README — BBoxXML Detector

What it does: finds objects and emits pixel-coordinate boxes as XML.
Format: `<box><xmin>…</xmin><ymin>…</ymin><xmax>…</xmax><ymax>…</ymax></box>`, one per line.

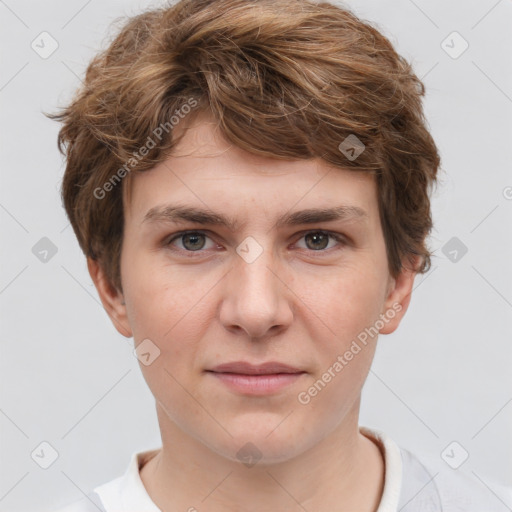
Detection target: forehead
<box><xmin>122</xmin><ymin>113</ymin><xmax>378</xmax><ymax>225</ymax></box>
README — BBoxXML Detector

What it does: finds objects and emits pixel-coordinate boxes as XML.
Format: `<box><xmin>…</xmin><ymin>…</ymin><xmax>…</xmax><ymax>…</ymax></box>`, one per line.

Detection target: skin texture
<box><xmin>88</xmin><ymin>111</ymin><xmax>419</xmax><ymax>511</ymax></box>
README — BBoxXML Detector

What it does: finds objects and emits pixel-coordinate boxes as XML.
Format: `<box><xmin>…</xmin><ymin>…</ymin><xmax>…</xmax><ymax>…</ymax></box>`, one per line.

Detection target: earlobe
<box><xmin>87</xmin><ymin>257</ymin><xmax>133</xmax><ymax>338</ymax></box>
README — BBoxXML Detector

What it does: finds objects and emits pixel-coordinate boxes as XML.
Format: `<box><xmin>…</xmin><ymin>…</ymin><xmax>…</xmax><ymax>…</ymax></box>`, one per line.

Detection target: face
<box><xmin>90</xmin><ymin>112</ymin><xmax>416</xmax><ymax>465</ymax></box>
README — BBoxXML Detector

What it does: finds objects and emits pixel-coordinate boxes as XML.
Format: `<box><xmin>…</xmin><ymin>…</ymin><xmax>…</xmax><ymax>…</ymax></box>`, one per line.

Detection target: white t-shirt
<box><xmin>54</xmin><ymin>426</ymin><xmax>512</xmax><ymax>512</ymax></box>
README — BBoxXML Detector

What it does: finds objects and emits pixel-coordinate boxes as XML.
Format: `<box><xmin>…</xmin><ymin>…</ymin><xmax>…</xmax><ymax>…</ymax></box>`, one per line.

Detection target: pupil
<box><xmin>306</xmin><ymin>232</ymin><xmax>328</xmax><ymax>250</ymax></box>
<box><xmin>183</xmin><ymin>233</ymin><xmax>205</xmax><ymax>251</ymax></box>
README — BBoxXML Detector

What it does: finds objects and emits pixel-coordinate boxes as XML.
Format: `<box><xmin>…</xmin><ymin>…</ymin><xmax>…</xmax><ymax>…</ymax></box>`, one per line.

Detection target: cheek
<box><xmin>123</xmin><ymin>257</ymin><xmax>219</xmax><ymax>406</ymax></box>
<box><xmin>123</xmin><ymin>257</ymin><xmax>209</xmax><ymax>419</ymax></box>
<box><xmin>123</xmin><ymin>249</ymin><xmax>207</xmax><ymax>340</ymax></box>
<box><xmin>299</xmin><ymin>263</ymin><xmax>386</xmax><ymax>348</ymax></box>
<box><xmin>296</xmin><ymin>270</ymin><xmax>382</xmax><ymax>416</ymax></box>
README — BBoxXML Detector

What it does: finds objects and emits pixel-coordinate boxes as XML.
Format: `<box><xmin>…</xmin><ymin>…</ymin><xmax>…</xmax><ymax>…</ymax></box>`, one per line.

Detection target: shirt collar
<box><xmin>360</xmin><ymin>426</ymin><xmax>403</xmax><ymax>512</ymax></box>
<box><xmin>94</xmin><ymin>448</ymin><xmax>161</xmax><ymax>512</ymax></box>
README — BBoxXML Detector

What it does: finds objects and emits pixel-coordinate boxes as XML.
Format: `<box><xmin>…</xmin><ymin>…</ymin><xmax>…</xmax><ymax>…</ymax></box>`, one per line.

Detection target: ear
<box><xmin>87</xmin><ymin>257</ymin><xmax>133</xmax><ymax>338</ymax></box>
<box><xmin>378</xmin><ymin>255</ymin><xmax>421</xmax><ymax>335</ymax></box>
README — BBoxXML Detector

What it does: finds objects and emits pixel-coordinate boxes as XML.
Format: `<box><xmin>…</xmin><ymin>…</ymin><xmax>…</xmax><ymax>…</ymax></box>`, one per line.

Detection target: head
<box><xmin>47</xmin><ymin>0</ymin><xmax>440</xmax><ymax>463</ymax></box>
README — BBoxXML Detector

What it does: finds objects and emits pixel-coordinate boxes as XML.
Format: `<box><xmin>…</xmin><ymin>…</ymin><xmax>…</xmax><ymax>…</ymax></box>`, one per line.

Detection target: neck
<box><xmin>140</xmin><ymin>402</ymin><xmax>385</xmax><ymax>512</ymax></box>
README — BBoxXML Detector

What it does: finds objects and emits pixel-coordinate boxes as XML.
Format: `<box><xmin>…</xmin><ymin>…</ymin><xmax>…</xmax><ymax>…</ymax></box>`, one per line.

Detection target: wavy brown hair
<box><xmin>46</xmin><ymin>0</ymin><xmax>440</xmax><ymax>295</ymax></box>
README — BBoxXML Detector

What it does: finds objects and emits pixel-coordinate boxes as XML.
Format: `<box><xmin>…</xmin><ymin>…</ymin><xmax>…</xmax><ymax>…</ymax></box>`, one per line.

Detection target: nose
<box><xmin>218</xmin><ymin>243</ymin><xmax>294</xmax><ymax>340</ymax></box>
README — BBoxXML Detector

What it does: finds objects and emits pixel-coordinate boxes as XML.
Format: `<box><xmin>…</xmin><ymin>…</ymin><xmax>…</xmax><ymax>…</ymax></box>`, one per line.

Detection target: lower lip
<box><xmin>207</xmin><ymin>371</ymin><xmax>305</xmax><ymax>395</ymax></box>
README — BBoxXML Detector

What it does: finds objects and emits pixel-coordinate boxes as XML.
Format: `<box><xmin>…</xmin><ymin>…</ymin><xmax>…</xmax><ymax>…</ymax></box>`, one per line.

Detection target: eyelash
<box><xmin>164</xmin><ymin>230</ymin><xmax>348</xmax><ymax>257</ymax></box>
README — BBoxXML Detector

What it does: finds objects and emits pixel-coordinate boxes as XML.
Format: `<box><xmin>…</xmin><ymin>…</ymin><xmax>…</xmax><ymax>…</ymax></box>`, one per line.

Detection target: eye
<box><xmin>164</xmin><ymin>229</ymin><xmax>347</xmax><ymax>256</ymax></box>
<box><xmin>295</xmin><ymin>230</ymin><xmax>346</xmax><ymax>252</ymax></box>
<box><xmin>166</xmin><ymin>231</ymin><xmax>216</xmax><ymax>252</ymax></box>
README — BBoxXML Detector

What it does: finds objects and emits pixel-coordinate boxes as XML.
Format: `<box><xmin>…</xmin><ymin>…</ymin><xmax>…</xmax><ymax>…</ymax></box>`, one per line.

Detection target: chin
<box><xmin>210</xmin><ymin>418</ymin><xmax>312</xmax><ymax>466</ymax></box>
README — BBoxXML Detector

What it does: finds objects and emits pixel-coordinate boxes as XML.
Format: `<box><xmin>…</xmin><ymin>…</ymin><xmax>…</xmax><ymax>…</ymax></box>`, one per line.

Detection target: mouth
<box><xmin>205</xmin><ymin>361</ymin><xmax>306</xmax><ymax>395</ymax></box>
<box><xmin>208</xmin><ymin>361</ymin><xmax>304</xmax><ymax>375</ymax></box>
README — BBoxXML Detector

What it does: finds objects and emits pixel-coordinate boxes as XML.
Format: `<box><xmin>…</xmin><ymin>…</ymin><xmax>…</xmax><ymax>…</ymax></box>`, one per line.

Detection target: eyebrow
<box><xmin>141</xmin><ymin>204</ymin><xmax>368</xmax><ymax>231</ymax></box>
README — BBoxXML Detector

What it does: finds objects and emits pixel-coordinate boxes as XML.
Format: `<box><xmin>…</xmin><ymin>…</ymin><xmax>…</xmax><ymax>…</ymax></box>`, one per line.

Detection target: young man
<box><xmin>48</xmin><ymin>0</ymin><xmax>511</xmax><ymax>510</ymax></box>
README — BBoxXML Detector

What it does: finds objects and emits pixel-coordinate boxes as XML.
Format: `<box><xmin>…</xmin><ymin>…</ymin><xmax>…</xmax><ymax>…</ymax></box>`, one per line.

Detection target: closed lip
<box><xmin>207</xmin><ymin>361</ymin><xmax>304</xmax><ymax>375</ymax></box>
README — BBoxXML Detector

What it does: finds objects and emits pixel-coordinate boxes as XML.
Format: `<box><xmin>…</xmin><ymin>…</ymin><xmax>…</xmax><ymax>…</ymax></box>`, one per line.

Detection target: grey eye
<box><xmin>180</xmin><ymin>233</ymin><xmax>207</xmax><ymax>251</ymax></box>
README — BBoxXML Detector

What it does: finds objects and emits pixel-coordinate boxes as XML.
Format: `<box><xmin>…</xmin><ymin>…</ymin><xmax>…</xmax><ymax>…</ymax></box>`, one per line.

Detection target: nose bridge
<box><xmin>236</xmin><ymin>238</ymin><xmax>276</xmax><ymax>299</ymax></box>
<box><xmin>220</xmin><ymin>235</ymin><xmax>292</xmax><ymax>338</ymax></box>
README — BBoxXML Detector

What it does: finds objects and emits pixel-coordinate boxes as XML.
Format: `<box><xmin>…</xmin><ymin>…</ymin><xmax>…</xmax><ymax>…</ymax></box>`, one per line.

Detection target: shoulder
<box><xmin>434</xmin><ymin>465</ymin><xmax>512</xmax><ymax>512</ymax></box>
<box><xmin>51</xmin><ymin>448</ymin><xmax>158</xmax><ymax>512</ymax></box>
<box><xmin>400</xmin><ymin>447</ymin><xmax>512</xmax><ymax>512</ymax></box>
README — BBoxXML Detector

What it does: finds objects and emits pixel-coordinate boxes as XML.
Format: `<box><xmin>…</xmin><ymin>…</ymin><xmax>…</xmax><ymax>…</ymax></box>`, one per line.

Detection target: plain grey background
<box><xmin>1</xmin><ymin>0</ymin><xmax>511</xmax><ymax>510</ymax></box>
